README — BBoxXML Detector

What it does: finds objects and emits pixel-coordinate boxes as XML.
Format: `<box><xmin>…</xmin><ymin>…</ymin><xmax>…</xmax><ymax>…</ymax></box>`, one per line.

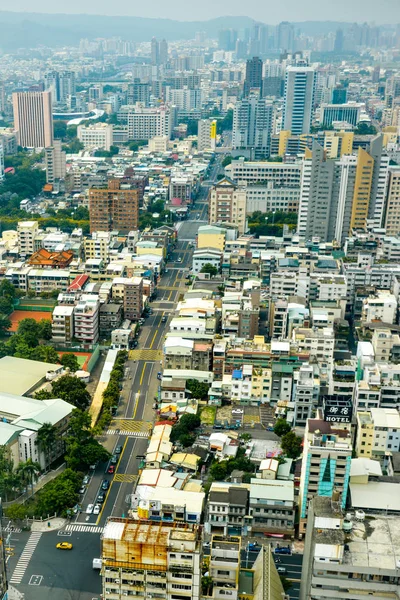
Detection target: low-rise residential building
<box><xmin>52</xmin><ymin>305</ymin><xmax>74</xmax><ymax>343</ymax></box>
<box><xmin>73</xmin><ymin>294</ymin><xmax>100</xmax><ymax>344</ymax></box>
<box><xmin>99</xmin><ymin>303</ymin><xmax>123</xmax><ymax>338</ymax></box>
<box><xmin>249</xmin><ymin>478</ymin><xmax>295</xmax><ymax>537</ymax></box>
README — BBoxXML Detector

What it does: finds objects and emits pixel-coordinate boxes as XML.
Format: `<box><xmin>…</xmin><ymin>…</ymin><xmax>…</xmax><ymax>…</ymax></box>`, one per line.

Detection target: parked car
<box><xmin>110</xmin><ymin>454</ymin><xmax>119</xmax><ymax>465</ymax></box>
<box><xmin>93</xmin><ymin>504</ymin><xmax>101</xmax><ymax>515</ymax></box>
<box><xmin>97</xmin><ymin>493</ymin><xmax>105</xmax><ymax>503</ymax></box>
<box><xmin>277</xmin><ymin>567</ymin><xmax>286</xmax><ymax>574</ymax></box>
<box><xmin>161</xmin><ymin>316</ymin><xmax>167</xmax><ymax>323</ymax></box>
<box><xmin>78</xmin><ymin>486</ymin><xmax>86</xmax><ymax>494</ymax></box>
<box><xmin>177</xmin><ymin>257</ymin><xmax>182</xmax><ymax>263</ymax></box>
<box><xmin>115</xmin><ymin>446</ymin><xmax>123</xmax><ymax>454</ymax></box>
<box><xmin>275</xmin><ymin>546</ymin><xmax>291</xmax><ymax>555</ymax></box>
<box><xmin>86</xmin><ymin>504</ymin><xmax>94</xmax><ymax>514</ymax></box>
<box><xmin>101</xmin><ymin>480</ymin><xmax>110</xmax><ymax>491</ymax></box>
<box><xmin>82</xmin><ymin>475</ymin><xmax>90</xmax><ymax>485</ymax></box>
<box><xmin>232</xmin><ymin>408</ymin><xmax>244</xmax><ymax>415</ymax></box>
<box><xmin>107</xmin><ymin>465</ymin><xmax>115</xmax><ymax>474</ymax></box>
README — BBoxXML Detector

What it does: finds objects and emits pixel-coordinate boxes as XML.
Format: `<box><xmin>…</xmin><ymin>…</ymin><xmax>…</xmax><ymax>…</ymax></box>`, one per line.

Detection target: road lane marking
<box><xmin>132</xmin><ymin>392</ymin><xmax>140</xmax><ymax>419</ymax></box>
<box><xmin>149</xmin><ymin>330</ymin><xmax>158</xmax><ymax>349</ymax></box>
<box><xmin>113</xmin><ymin>473</ymin><xmax>138</xmax><ymax>483</ymax></box>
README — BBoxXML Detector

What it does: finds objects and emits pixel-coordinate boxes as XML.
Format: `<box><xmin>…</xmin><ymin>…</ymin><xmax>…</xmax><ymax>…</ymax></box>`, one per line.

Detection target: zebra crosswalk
<box><xmin>65</xmin><ymin>524</ymin><xmax>104</xmax><ymax>533</ymax></box>
<box><xmin>106</xmin><ymin>429</ymin><xmax>150</xmax><ymax>438</ymax></box>
<box><xmin>10</xmin><ymin>532</ymin><xmax>42</xmax><ymax>584</ymax></box>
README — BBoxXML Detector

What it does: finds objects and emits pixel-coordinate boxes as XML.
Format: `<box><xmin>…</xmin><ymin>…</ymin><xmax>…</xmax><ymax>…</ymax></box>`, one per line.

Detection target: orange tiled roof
<box><xmin>27</xmin><ymin>248</ymin><xmax>74</xmax><ymax>268</ymax></box>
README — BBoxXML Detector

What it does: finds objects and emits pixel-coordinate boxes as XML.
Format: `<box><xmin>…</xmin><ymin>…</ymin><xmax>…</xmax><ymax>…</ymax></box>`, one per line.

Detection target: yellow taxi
<box><xmin>56</xmin><ymin>542</ymin><xmax>73</xmax><ymax>550</ymax></box>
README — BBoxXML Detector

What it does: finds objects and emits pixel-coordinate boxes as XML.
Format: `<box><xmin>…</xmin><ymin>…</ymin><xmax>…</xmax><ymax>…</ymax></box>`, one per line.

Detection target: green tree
<box><xmin>64</xmin><ymin>409</ymin><xmax>110</xmax><ymax>470</ymax></box>
<box><xmin>17</xmin><ymin>459</ymin><xmax>41</xmax><ymax>495</ymax></box>
<box><xmin>281</xmin><ymin>431</ymin><xmax>303</xmax><ymax>459</ymax></box>
<box><xmin>0</xmin><ymin>314</ymin><xmax>11</xmax><ymax>335</ymax></box>
<box><xmin>221</xmin><ymin>155</ymin><xmax>232</xmax><ymax>168</ymax></box>
<box><xmin>30</xmin><ymin>345</ymin><xmax>60</xmax><ymax>364</ymax></box>
<box><xmin>210</xmin><ymin>461</ymin><xmax>228</xmax><ymax>480</ymax></box>
<box><xmin>60</xmin><ymin>353</ymin><xmax>80</xmax><ymax>373</ymax></box>
<box><xmin>37</xmin><ymin>319</ymin><xmax>52</xmax><ymax>340</ymax></box>
<box><xmin>34</xmin><ymin>389</ymin><xmax>55</xmax><ymax>400</ymax></box>
<box><xmin>273</xmin><ymin>418</ymin><xmax>291</xmax><ymax>437</ymax></box>
<box><xmin>54</xmin><ymin>121</ymin><xmax>67</xmax><ymax>139</ymax></box>
<box><xmin>37</xmin><ymin>422</ymin><xmax>58</xmax><ymax>468</ymax></box>
<box><xmin>51</xmin><ymin>375</ymin><xmax>91</xmax><ymax>409</ymax></box>
<box><xmin>17</xmin><ymin>318</ymin><xmax>40</xmax><ymax>347</ymax></box>
<box><xmin>200</xmin><ymin>263</ymin><xmax>218</xmax><ymax>277</ymax></box>
<box><xmin>179</xmin><ymin>434</ymin><xmax>196</xmax><ymax>448</ymax></box>
<box><xmin>355</xmin><ymin>122</ymin><xmax>377</xmax><ymax>135</ymax></box>
<box><xmin>186</xmin><ymin>380</ymin><xmax>210</xmax><ymax>399</ymax></box>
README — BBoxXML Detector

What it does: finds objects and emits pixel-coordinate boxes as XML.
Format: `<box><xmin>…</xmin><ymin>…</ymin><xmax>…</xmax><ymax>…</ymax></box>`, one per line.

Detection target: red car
<box><xmin>108</xmin><ymin>465</ymin><xmax>115</xmax><ymax>474</ymax></box>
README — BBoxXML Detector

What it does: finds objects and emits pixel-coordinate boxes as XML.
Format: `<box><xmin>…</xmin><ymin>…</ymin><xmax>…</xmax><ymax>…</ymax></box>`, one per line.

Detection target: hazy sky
<box><xmin>5</xmin><ymin>0</ymin><xmax>400</xmax><ymax>23</ymax></box>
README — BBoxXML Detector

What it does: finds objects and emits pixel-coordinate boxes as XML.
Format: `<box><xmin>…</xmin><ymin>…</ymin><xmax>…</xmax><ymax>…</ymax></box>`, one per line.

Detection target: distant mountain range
<box><xmin>0</xmin><ymin>12</ymin><xmax>393</xmax><ymax>50</ymax></box>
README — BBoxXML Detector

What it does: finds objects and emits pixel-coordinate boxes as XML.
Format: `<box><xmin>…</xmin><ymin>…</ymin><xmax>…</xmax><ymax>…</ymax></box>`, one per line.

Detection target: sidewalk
<box><xmin>3</xmin><ymin>463</ymin><xmax>66</xmax><ymax>506</ymax></box>
<box><xmin>31</xmin><ymin>517</ymin><xmax>67</xmax><ymax>532</ymax></box>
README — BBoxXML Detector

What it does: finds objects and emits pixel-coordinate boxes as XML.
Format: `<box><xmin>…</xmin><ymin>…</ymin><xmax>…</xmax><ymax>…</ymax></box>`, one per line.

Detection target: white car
<box><xmin>93</xmin><ymin>504</ymin><xmax>101</xmax><ymax>515</ymax></box>
<box><xmin>86</xmin><ymin>504</ymin><xmax>94</xmax><ymax>514</ymax></box>
<box><xmin>232</xmin><ymin>408</ymin><xmax>244</xmax><ymax>415</ymax></box>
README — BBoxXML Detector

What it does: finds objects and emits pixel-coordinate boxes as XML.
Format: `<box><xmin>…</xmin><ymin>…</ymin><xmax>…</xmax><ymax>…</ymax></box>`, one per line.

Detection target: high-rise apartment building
<box><xmin>101</xmin><ymin>519</ymin><xmax>201</xmax><ymax>600</ymax></box>
<box><xmin>12</xmin><ymin>91</ymin><xmax>53</xmax><ymax>148</ymax></box>
<box><xmin>298</xmin><ymin>142</ymin><xmax>377</xmax><ymax>243</ymax></box>
<box><xmin>126</xmin><ymin>105</ymin><xmax>172</xmax><ymax>140</ymax></box>
<box><xmin>243</xmin><ymin>56</ymin><xmax>263</xmax><ymax>96</ymax></box>
<box><xmin>208</xmin><ymin>177</ymin><xmax>247</xmax><ymax>234</ymax></box>
<box><xmin>283</xmin><ymin>66</ymin><xmax>316</xmax><ymax>135</ymax></box>
<box><xmin>384</xmin><ymin>166</ymin><xmax>400</xmax><ymax>235</ymax></box>
<box><xmin>45</xmin><ymin>139</ymin><xmax>66</xmax><ymax>184</ymax></box>
<box><xmin>127</xmin><ymin>81</ymin><xmax>151</xmax><ymax>106</ymax></box>
<box><xmin>123</xmin><ymin>277</ymin><xmax>144</xmax><ymax>321</ymax></box>
<box><xmin>299</xmin><ymin>413</ymin><xmax>352</xmax><ymax>536</ymax></box>
<box><xmin>77</xmin><ymin>122</ymin><xmax>113</xmax><ymax>151</ymax></box>
<box><xmin>44</xmin><ymin>70</ymin><xmax>76</xmax><ymax>103</ymax></box>
<box><xmin>89</xmin><ymin>179</ymin><xmax>139</xmax><ymax>234</ymax></box>
<box><xmin>17</xmin><ymin>220</ymin><xmax>39</xmax><ymax>257</ymax></box>
<box><xmin>198</xmin><ymin>118</ymin><xmax>217</xmax><ymax>151</ymax></box>
<box><xmin>232</xmin><ymin>94</ymin><xmax>273</xmax><ymax>159</ymax></box>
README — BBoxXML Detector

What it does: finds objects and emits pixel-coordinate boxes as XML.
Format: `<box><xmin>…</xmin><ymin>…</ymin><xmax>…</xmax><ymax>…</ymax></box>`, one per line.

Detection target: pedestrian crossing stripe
<box><xmin>110</xmin><ymin>419</ymin><xmax>152</xmax><ymax>432</ymax></box>
<box><xmin>113</xmin><ymin>473</ymin><xmax>138</xmax><ymax>483</ymax></box>
<box><xmin>65</xmin><ymin>525</ymin><xmax>104</xmax><ymax>533</ymax></box>
<box><xmin>128</xmin><ymin>349</ymin><xmax>163</xmax><ymax>361</ymax></box>
<box><xmin>106</xmin><ymin>429</ymin><xmax>151</xmax><ymax>438</ymax></box>
<box><xmin>10</xmin><ymin>532</ymin><xmax>42</xmax><ymax>584</ymax></box>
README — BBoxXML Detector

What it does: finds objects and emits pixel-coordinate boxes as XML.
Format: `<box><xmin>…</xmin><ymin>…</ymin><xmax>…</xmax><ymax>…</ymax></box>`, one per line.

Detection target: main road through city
<box><xmin>4</xmin><ymin>168</ymin><xmax>217</xmax><ymax>600</ymax></box>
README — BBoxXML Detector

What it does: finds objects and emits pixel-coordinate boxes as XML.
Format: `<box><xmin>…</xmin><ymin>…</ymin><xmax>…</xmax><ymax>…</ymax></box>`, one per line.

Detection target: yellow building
<box><xmin>197</xmin><ymin>225</ymin><xmax>226</xmax><ymax>252</ymax></box>
<box><xmin>356</xmin><ymin>412</ymin><xmax>374</xmax><ymax>458</ymax></box>
<box><xmin>278</xmin><ymin>130</ymin><xmax>291</xmax><ymax>156</ymax></box>
<box><xmin>135</xmin><ymin>240</ymin><xmax>165</xmax><ymax>257</ymax></box>
<box><xmin>350</xmin><ymin>148</ymin><xmax>374</xmax><ymax>231</ymax></box>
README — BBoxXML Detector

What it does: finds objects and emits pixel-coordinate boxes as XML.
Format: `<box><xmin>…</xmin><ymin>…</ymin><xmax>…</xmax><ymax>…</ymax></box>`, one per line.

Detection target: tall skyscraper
<box><xmin>12</xmin><ymin>91</ymin><xmax>53</xmax><ymax>149</ymax></box>
<box><xmin>232</xmin><ymin>94</ymin><xmax>273</xmax><ymax>159</ymax></box>
<box><xmin>333</xmin><ymin>28</ymin><xmax>344</xmax><ymax>52</ymax></box>
<box><xmin>159</xmin><ymin>39</ymin><xmax>168</xmax><ymax>65</ymax></box>
<box><xmin>44</xmin><ymin>70</ymin><xmax>60</xmax><ymax>102</ymax></box>
<box><xmin>298</xmin><ymin>141</ymin><xmax>379</xmax><ymax>244</ymax></box>
<box><xmin>218</xmin><ymin>28</ymin><xmax>237</xmax><ymax>51</ymax></box>
<box><xmin>89</xmin><ymin>178</ymin><xmax>139</xmax><ymax>234</ymax></box>
<box><xmin>276</xmin><ymin>21</ymin><xmax>294</xmax><ymax>52</ymax></box>
<box><xmin>283</xmin><ymin>66</ymin><xmax>316</xmax><ymax>135</ymax></box>
<box><xmin>243</xmin><ymin>56</ymin><xmax>263</xmax><ymax>96</ymax></box>
<box><xmin>151</xmin><ymin>37</ymin><xmax>159</xmax><ymax>65</ymax></box>
<box><xmin>59</xmin><ymin>71</ymin><xmax>76</xmax><ymax>103</ymax></box>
